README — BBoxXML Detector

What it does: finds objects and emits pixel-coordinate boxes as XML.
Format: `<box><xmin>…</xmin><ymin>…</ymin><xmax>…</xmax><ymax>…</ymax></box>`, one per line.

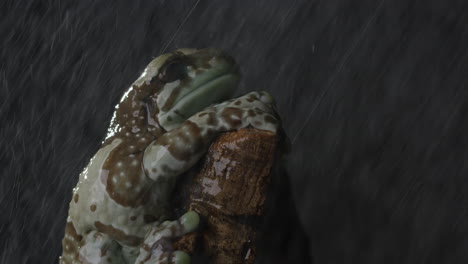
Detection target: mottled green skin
<box><xmin>60</xmin><ymin>48</ymin><xmax>279</xmax><ymax>264</ymax></box>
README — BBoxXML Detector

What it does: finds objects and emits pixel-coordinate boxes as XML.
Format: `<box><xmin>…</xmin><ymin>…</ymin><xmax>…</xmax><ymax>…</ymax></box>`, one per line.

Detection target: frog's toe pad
<box><xmin>173</xmin><ymin>251</ymin><xmax>191</xmax><ymax>264</ymax></box>
<box><xmin>180</xmin><ymin>211</ymin><xmax>200</xmax><ymax>233</ymax></box>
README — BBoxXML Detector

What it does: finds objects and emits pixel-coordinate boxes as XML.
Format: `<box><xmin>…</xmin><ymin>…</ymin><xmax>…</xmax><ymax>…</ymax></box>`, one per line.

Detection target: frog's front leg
<box><xmin>142</xmin><ymin>91</ymin><xmax>279</xmax><ymax>182</ymax></box>
<box><xmin>136</xmin><ymin>211</ymin><xmax>200</xmax><ymax>264</ymax></box>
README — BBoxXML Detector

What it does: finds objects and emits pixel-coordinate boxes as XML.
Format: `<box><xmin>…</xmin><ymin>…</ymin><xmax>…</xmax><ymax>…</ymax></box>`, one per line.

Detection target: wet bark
<box><xmin>174</xmin><ymin>128</ymin><xmax>281</xmax><ymax>264</ymax></box>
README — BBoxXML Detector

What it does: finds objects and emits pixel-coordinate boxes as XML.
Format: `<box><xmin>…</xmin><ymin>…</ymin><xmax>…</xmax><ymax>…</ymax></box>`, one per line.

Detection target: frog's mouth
<box><xmin>156</xmin><ymin>48</ymin><xmax>241</xmax><ymax>130</ymax></box>
<box><xmin>158</xmin><ymin>69</ymin><xmax>240</xmax><ymax>130</ymax></box>
<box><xmin>175</xmin><ymin>72</ymin><xmax>239</xmax><ymax>113</ymax></box>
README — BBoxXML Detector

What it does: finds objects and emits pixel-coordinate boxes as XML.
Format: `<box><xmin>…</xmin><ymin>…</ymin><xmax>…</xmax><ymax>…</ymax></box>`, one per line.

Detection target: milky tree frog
<box><xmin>60</xmin><ymin>48</ymin><xmax>279</xmax><ymax>264</ymax></box>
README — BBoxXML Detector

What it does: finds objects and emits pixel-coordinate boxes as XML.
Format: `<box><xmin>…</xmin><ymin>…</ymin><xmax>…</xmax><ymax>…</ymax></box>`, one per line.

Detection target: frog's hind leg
<box><xmin>136</xmin><ymin>211</ymin><xmax>200</xmax><ymax>264</ymax></box>
<box><xmin>79</xmin><ymin>231</ymin><xmax>124</xmax><ymax>264</ymax></box>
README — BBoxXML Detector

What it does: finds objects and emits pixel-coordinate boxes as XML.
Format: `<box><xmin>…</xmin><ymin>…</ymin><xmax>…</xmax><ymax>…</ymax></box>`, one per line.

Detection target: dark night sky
<box><xmin>3</xmin><ymin>0</ymin><xmax>468</xmax><ymax>263</ymax></box>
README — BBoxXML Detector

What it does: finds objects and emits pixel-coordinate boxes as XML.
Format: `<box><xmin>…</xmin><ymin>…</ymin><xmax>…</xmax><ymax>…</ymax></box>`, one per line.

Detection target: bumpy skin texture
<box><xmin>60</xmin><ymin>48</ymin><xmax>279</xmax><ymax>264</ymax></box>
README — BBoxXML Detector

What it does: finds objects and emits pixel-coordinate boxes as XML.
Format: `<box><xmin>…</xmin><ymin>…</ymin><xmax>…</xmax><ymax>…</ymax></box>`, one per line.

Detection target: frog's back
<box><xmin>61</xmin><ymin>137</ymin><xmax>164</xmax><ymax>263</ymax></box>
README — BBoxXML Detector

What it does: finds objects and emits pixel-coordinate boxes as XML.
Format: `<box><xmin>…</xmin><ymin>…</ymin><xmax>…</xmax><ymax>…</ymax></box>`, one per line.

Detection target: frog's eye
<box><xmin>154</xmin><ymin>61</ymin><xmax>187</xmax><ymax>84</ymax></box>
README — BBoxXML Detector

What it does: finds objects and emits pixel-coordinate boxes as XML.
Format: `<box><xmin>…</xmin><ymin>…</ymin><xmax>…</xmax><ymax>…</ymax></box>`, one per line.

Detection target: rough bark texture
<box><xmin>174</xmin><ymin>128</ymin><xmax>280</xmax><ymax>264</ymax></box>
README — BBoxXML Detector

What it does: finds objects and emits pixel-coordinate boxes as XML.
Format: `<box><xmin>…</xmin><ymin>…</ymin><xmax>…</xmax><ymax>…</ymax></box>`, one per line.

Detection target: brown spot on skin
<box><xmin>264</xmin><ymin>115</ymin><xmax>278</xmax><ymax>125</ymax></box>
<box><xmin>102</xmin><ymin>80</ymin><xmax>165</xmax><ymax>147</ymax></box>
<box><xmin>144</xmin><ymin>214</ymin><xmax>158</xmax><ymax>223</ymax></box>
<box><xmin>142</xmin><ymin>243</ymin><xmax>151</xmax><ymax>251</ymax></box>
<box><xmin>221</xmin><ymin>107</ymin><xmax>243</xmax><ymax>128</ymax></box>
<box><xmin>60</xmin><ymin>222</ymin><xmax>83</xmax><ymax>263</ymax></box>
<box><xmin>90</xmin><ymin>204</ymin><xmax>97</xmax><ymax>212</ymax></box>
<box><xmin>140</xmin><ymin>249</ymin><xmax>152</xmax><ymax>263</ymax></box>
<box><xmin>101</xmin><ymin>246</ymin><xmax>108</xmax><ymax>257</ymax></box>
<box><xmin>73</xmin><ymin>194</ymin><xmax>79</xmax><ymax>203</ymax></box>
<box><xmin>61</xmin><ymin>239</ymin><xmax>77</xmax><ymax>262</ymax></box>
<box><xmin>173</xmin><ymin>109</ymin><xmax>184</xmax><ymax>118</ymax></box>
<box><xmin>249</xmin><ymin>93</ymin><xmax>259</xmax><ymax>100</ymax></box>
<box><xmin>130</xmin><ymin>216</ymin><xmax>137</xmax><ymax>221</ymax></box>
<box><xmin>65</xmin><ymin>222</ymin><xmax>83</xmax><ymax>242</ymax></box>
<box><xmin>234</xmin><ymin>100</ymin><xmax>241</xmax><ymax>105</ymax></box>
<box><xmin>157</xmin><ymin>120</ymin><xmax>204</xmax><ymax>161</ymax></box>
<box><xmin>246</xmin><ymin>98</ymin><xmax>254</xmax><ymax>102</ymax></box>
<box><xmin>152</xmin><ymin>168</ymin><xmax>157</xmax><ymax>173</ymax></box>
<box><xmin>95</xmin><ymin>221</ymin><xmax>142</xmax><ymax>246</ymax></box>
<box><xmin>205</xmin><ymin>111</ymin><xmax>219</xmax><ymax>127</ymax></box>
<box><xmin>248</xmin><ymin>109</ymin><xmax>256</xmax><ymax>117</ymax></box>
<box><xmin>169</xmin><ymin>221</ymin><xmax>183</xmax><ymax>236</ymax></box>
<box><xmin>198</xmin><ymin>112</ymin><xmax>208</xmax><ymax>117</ymax></box>
<box><xmin>144</xmin><ymin>167</ymin><xmax>150</xmax><ymax>177</ymax></box>
<box><xmin>254</xmin><ymin>107</ymin><xmax>263</xmax><ymax>112</ymax></box>
<box><xmin>169</xmin><ymin>225</ymin><xmax>177</xmax><ymax>236</ymax></box>
<box><xmin>103</xmin><ymin>149</ymin><xmax>153</xmax><ymax>207</ymax></box>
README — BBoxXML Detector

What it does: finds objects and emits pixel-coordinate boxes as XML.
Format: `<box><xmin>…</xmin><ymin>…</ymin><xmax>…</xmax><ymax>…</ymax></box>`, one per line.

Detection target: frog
<box><xmin>60</xmin><ymin>48</ymin><xmax>280</xmax><ymax>264</ymax></box>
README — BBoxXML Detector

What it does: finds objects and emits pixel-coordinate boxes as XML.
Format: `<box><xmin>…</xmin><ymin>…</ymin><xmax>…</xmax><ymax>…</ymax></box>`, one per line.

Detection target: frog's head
<box><xmin>133</xmin><ymin>48</ymin><xmax>240</xmax><ymax>131</ymax></box>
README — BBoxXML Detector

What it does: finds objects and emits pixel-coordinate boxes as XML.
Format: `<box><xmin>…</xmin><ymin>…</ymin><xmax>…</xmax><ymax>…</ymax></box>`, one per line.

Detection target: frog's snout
<box><xmin>189</xmin><ymin>48</ymin><xmax>240</xmax><ymax>75</ymax></box>
<box><xmin>214</xmin><ymin>49</ymin><xmax>239</xmax><ymax>73</ymax></box>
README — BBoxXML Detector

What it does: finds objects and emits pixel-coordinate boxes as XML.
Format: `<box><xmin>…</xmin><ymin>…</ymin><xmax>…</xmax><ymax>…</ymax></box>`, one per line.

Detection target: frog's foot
<box><xmin>221</xmin><ymin>91</ymin><xmax>280</xmax><ymax>133</ymax></box>
<box><xmin>220</xmin><ymin>91</ymin><xmax>277</xmax><ymax>113</ymax></box>
<box><xmin>136</xmin><ymin>211</ymin><xmax>200</xmax><ymax>264</ymax></box>
<box><xmin>79</xmin><ymin>231</ymin><xmax>123</xmax><ymax>264</ymax></box>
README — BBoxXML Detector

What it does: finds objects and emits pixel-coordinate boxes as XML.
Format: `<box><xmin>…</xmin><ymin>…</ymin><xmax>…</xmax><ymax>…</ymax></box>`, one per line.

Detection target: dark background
<box><xmin>2</xmin><ymin>0</ymin><xmax>468</xmax><ymax>263</ymax></box>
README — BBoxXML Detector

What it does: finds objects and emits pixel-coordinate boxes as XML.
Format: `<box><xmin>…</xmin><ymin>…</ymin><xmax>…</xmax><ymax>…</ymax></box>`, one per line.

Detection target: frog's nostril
<box><xmin>211</xmin><ymin>50</ymin><xmax>239</xmax><ymax>74</ymax></box>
